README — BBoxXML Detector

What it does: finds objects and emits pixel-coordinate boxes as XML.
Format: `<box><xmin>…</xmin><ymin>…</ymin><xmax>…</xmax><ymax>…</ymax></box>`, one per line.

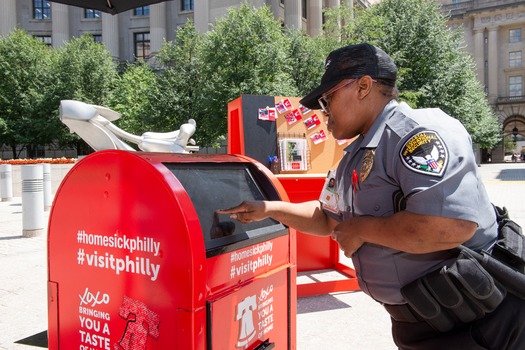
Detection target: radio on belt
<box><xmin>47</xmin><ymin>150</ymin><xmax>297</xmax><ymax>350</ymax></box>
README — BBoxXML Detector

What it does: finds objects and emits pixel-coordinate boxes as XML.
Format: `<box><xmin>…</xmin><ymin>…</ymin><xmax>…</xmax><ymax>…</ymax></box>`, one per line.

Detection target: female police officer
<box><xmin>218</xmin><ymin>43</ymin><xmax>525</xmax><ymax>349</ymax></box>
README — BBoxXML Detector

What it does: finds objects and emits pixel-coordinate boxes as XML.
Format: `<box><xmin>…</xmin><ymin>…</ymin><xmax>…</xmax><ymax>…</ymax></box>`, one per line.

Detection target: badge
<box><xmin>360</xmin><ymin>149</ymin><xmax>375</xmax><ymax>183</ymax></box>
<box><xmin>400</xmin><ymin>131</ymin><xmax>448</xmax><ymax>177</ymax></box>
<box><xmin>319</xmin><ymin>169</ymin><xmax>340</xmax><ymax>214</ymax></box>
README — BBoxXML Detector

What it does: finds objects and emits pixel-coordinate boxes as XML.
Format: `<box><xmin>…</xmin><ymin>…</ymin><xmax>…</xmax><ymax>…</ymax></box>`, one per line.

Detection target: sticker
<box><xmin>400</xmin><ymin>131</ymin><xmax>448</xmax><ymax>176</ymax></box>
<box><xmin>283</xmin><ymin>98</ymin><xmax>293</xmax><ymax>110</ymax></box>
<box><xmin>310</xmin><ymin>130</ymin><xmax>328</xmax><ymax>144</ymax></box>
<box><xmin>299</xmin><ymin>104</ymin><xmax>311</xmax><ymax>115</ymax></box>
<box><xmin>284</xmin><ymin>109</ymin><xmax>302</xmax><ymax>125</ymax></box>
<box><xmin>275</xmin><ymin>99</ymin><xmax>293</xmax><ymax>114</ymax></box>
<box><xmin>258</xmin><ymin>107</ymin><xmax>276</xmax><ymax>121</ymax></box>
<box><xmin>275</xmin><ymin>101</ymin><xmax>288</xmax><ymax>114</ymax></box>
<box><xmin>303</xmin><ymin>114</ymin><xmax>321</xmax><ymax>130</ymax></box>
<box><xmin>360</xmin><ymin>149</ymin><xmax>375</xmax><ymax>183</ymax></box>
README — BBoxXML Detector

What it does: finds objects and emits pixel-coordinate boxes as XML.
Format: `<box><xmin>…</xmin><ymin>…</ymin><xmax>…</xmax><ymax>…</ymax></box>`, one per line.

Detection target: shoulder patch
<box><xmin>400</xmin><ymin>131</ymin><xmax>448</xmax><ymax>177</ymax></box>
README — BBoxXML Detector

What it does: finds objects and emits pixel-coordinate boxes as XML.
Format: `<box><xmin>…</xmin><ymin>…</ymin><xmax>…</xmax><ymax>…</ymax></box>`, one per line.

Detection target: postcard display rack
<box><xmin>227</xmin><ymin>95</ymin><xmax>359</xmax><ymax>297</ymax></box>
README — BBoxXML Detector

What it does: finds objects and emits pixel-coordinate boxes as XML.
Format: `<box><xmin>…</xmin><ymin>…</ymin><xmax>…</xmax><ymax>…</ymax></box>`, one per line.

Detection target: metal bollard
<box><xmin>1</xmin><ymin>164</ymin><xmax>13</xmax><ymax>201</ymax></box>
<box><xmin>21</xmin><ymin>164</ymin><xmax>45</xmax><ymax>237</ymax></box>
<box><xmin>43</xmin><ymin>163</ymin><xmax>52</xmax><ymax>211</ymax></box>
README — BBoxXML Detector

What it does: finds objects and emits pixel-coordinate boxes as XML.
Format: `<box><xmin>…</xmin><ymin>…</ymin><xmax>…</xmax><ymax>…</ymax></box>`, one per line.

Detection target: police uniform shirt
<box><xmin>324</xmin><ymin>100</ymin><xmax>498</xmax><ymax>305</ymax></box>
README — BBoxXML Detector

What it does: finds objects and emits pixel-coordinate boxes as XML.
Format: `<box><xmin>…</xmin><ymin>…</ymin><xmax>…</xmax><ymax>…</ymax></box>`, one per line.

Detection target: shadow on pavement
<box><xmin>0</xmin><ymin>235</ymin><xmax>26</xmax><ymax>241</ymax></box>
<box><xmin>15</xmin><ymin>331</ymin><xmax>47</xmax><ymax>348</ymax></box>
<box><xmin>497</xmin><ymin>169</ymin><xmax>525</xmax><ymax>181</ymax></box>
<box><xmin>297</xmin><ymin>293</ymin><xmax>353</xmax><ymax>314</ymax></box>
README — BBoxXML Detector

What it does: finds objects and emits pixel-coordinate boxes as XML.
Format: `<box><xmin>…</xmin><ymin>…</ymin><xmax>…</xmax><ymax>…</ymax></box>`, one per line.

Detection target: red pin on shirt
<box><xmin>352</xmin><ymin>169</ymin><xmax>359</xmax><ymax>192</ymax></box>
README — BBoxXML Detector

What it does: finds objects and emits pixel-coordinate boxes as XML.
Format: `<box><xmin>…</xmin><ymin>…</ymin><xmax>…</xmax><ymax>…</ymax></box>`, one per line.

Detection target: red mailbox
<box><xmin>47</xmin><ymin>150</ymin><xmax>296</xmax><ymax>350</ymax></box>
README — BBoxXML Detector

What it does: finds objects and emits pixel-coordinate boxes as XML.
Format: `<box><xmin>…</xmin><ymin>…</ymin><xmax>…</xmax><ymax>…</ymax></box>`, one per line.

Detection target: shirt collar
<box><xmin>359</xmin><ymin>99</ymin><xmax>398</xmax><ymax>149</ymax></box>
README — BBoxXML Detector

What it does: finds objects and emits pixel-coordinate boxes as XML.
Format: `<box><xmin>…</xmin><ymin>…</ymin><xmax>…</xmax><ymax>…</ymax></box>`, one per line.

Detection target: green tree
<box><xmin>345</xmin><ymin>0</ymin><xmax>501</xmax><ymax>147</ymax></box>
<box><xmin>53</xmin><ymin>35</ymin><xmax>117</xmax><ymax>104</ymax></box>
<box><xmin>322</xmin><ymin>4</ymin><xmax>355</xmax><ymax>46</ymax></box>
<box><xmin>285</xmin><ymin>29</ymin><xmax>329</xmax><ymax>96</ymax></box>
<box><xmin>52</xmin><ymin>35</ymin><xmax>118</xmax><ymax>153</ymax></box>
<box><xmin>198</xmin><ymin>4</ymin><xmax>297</xmax><ymax>145</ymax></box>
<box><xmin>109</xmin><ymin>61</ymin><xmax>159</xmax><ymax>139</ymax></box>
<box><xmin>0</xmin><ymin>29</ymin><xmax>59</xmax><ymax>158</ymax></box>
<box><xmin>154</xmin><ymin>21</ymin><xmax>208</xmax><ymax>143</ymax></box>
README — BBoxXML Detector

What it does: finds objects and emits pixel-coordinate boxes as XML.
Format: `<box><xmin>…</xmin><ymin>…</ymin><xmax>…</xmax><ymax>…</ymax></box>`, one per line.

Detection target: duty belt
<box><xmin>383</xmin><ymin>303</ymin><xmax>423</xmax><ymax>323</ymax></box>
<box><xmin>386</xmin><ymin>205</ymin><xmax>525</xmax><ymax>332</ymax></box>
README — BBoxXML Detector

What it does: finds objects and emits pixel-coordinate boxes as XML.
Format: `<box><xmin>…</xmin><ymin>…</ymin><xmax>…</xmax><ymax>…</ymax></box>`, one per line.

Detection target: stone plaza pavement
<box><xmin>0</xmin><ymin>162</ymin><xmax>524</xmax><ymax>349</ymax></box>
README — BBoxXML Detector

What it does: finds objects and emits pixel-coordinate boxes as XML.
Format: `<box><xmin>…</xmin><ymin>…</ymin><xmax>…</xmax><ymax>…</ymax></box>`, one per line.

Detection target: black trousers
<box><xmin>391</xmin><ymin>293</ymin><xmax>525</xmax><ymax>350</ymax></box>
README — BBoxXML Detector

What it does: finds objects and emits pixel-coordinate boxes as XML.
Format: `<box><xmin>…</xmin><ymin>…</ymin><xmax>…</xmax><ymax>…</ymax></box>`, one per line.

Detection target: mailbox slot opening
<box><xmin>164</xmin><ymin>162</ymin><xmax>287</xmax><ymax>257</ymax></box>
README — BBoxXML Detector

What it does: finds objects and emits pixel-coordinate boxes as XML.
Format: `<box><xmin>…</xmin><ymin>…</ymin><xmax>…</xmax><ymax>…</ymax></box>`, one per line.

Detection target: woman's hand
<box><xmin>331</xmin><ymin>219</ymin><xmax>364</xmax><ymax>258</ymax></box>
<box><xmin>216</xmin><ymin>201</ymin><xmax>268</xmax><ymax>223</ymax></box>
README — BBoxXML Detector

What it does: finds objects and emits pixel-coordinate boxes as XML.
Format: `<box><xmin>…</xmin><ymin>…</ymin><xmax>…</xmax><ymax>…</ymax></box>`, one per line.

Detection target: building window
<box><xmin>181</xmin><ymin>0</ymin><xmax>194</xmax><ymax>11</ymax></box>
<box><xmin>92</xmin><ymin>34</ymin><xmax>102</xmax><ymax>43</ymax></box>
<box><xmin>452</xmin><ymin>0</ymin><xmax>461</xmax><ymax>4</ymax></box>
<box><xmin>134</xmin><ymin>6</ymin><xmax>150</xmax><ymax>16</ymax></box>
<box><xmin>510</xmin><ymin>29</ymin><xmax>522</xmax><ymax>43</ymax></box>
<box><xmin>84</xmin><ymin>9</ymin><xmax>101</xmax><ymax>19</ymax></box>
<box><xmin>510</xmin><ymin>51</ymin><xmax>522</xmax><ymax>68</ymax></box>
<box><xmin>35</xmin><ymin>35</ymin><xmax>52</xmax><ymax>46</ymax></box>
<box><xmin>134</xmin><ymin>32</ymin><xmax>150</xmax><ymax>60</ymax></box>
<box><xmin>509</xmin><ymin>76</ymin><xmax>523</xmax><ymax>96</ymax></box>
<box><xmin>33</xmin><ymin>0</ymin><xmax>51</xmax><ymax>20</ymax></box>
<box><xmin>302</xmin><ymin>0</ymin><xmax>307</xmax><ymax>19</ymax></box>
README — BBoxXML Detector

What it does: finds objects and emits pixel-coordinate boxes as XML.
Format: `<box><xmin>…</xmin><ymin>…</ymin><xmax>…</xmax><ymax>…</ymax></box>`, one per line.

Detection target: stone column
<box><xmin>308</xmin><ymin>0</ymin><xmax>323</xmax><ymax>36</ymax></box>
<box><xmin>473</xmin><ymin>28</ymin><xmax>485</xmax><ymax>86</ymax></box>
<box><xmin>342</xmin><ymin>0</ymin><xmax>354</xmax><ymax>16</ymax></box>
<box><xmin>194</xmin><ymin>0</ymin><xmax>209</xmax><ymax>33</ymax></box>
<box><xmin>0</xmin><ymin>0</ymin><xmax>17</xmax><ymax>36</ymax></box>
<box><xmin>102</xmin><ymin>13</ymin><xmax>120</xmax><ymax>59</ymax></box>
<box><xmin>269</xmin><ymin>0</ymin><xmax>282</xmax><ymax>20</ymax></box>
<box><xmin>285</xmin><ymin>0</ymin><xmax>302</xmax><ymax>30</ymax></box>
<box><xmin>340</xmin><ymin>0</ymin><xmax>354</xmax><ymax>26</ymax></box>
<box><xmin>51</xmin><ymin>3</ymin><xmax>70</xmax><ymax>47</ymax></box>
<box><xmin>487</xmin><ymin>27</ymin><xmax>499</xmax><ymax>103</ymax></box>
<box><xmin>327</xmin><ymin>0</ymin><xmax>341</xmax><ymax>8</ymax></box>
<box><xmin>327</xmin><ymin>0</ymin><xmax>341</xmax><ymax>32</ymax></box>
<box><xmin>150</xmin><ymin>2</ymin><xmax>166</xmax><ymax>56</ymax></box>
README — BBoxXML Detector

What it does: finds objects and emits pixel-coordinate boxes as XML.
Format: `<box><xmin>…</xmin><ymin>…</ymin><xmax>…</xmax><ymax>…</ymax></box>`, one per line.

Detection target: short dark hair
<box><xmin>374</xmin><ymin>78</ymin><xmax>398</xmax><ymax>99</ymax></box>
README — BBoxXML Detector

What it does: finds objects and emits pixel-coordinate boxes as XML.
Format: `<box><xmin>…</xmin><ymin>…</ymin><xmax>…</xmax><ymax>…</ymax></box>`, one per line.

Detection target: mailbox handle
<box><xmin>253</xmin><ymin>339</ymin><xmax>275</xmax><ymax>350</ymax></box>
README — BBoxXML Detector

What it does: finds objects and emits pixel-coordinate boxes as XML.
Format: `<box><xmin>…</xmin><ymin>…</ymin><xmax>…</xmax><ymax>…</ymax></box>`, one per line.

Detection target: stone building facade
<box><xmin>439</xmin><ymin>0</ymin><xmax>525</xmax><ymax>162</ymax></box>
<box><xmin>0</xmin><ymin>0</ymin><xmax>370</xmax><ymax>62</ymax></box>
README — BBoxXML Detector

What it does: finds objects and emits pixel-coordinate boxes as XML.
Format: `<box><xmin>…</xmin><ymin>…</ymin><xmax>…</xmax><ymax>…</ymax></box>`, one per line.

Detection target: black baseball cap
<box><xmin>300</xmin><ymin>43</ymin><xmax>397</xmax><ymax>110</ymax></box>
